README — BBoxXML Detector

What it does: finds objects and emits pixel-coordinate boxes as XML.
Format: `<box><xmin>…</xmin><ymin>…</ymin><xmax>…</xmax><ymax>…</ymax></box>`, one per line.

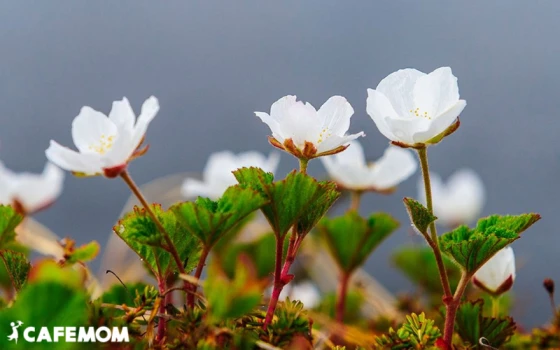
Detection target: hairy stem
<box><xmin>299</xmin><ymin>159</ymin><xmax>309</xmax><ymax>174</ymax></box>
<box><xmin>156</xmin><ymin>278</ymin><xmax>167</xmax><ymax>343</ymax></box>
<box><xmin>263</xmin><ymin>235</ymin><xmax>286</xmax><ymax>329</ymax></box>
<box><xmin>491</xmin><ymin>296</ymin><xmax>500</xmax><ymax>318</ymax></box>
<box><xmin>417</xmin><ymin>147</ymin><xmax>456</xmax><ymax>346</ymax></box>
<box><xmin>349</xmin><ymin>191</ymin><xmax>362</xmax><ymax>212</ymax></box>
<box><xmin>187</xmin><ymin>247</ymin><xmax>210</xmax><ymax>308</ymax></box>
<box><xmin>336</xmin><ymin>272</ymin><xmax>350</xmax><ymax>323</ymax></box>
<box><xmin>443</xmin><ymin>273</ymin><xmax>470</xmax><ymax>346</ymax></box>
<box><xmin>120</xmin><ymin>170</ymin><xmax>188</xmax><ymax>289</ymax></box>
<box><xmin>417</xmin><ymin>147</ymin><xmax>452</xmax><ymax>298</ymax></box>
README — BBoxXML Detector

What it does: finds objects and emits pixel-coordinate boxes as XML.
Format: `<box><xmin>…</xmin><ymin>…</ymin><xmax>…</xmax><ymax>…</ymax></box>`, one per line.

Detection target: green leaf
<box><xmin>234</xmin><ymin>167</ymin><xmax>340</xmax><ymax>238</ymax></box>
<box><xmin>393</xmin><ymin>246</ymin><xmax>461</xmax><ymax>299</ymax></box>
<box><xmin>318</xmin><ymin>211</ymin><xmax>399</xmax><ymax>274</ymax></box>
<box><xmin>204</xmin><ymin>257</ymin><xmax>266</xmax><ymax>324</ymax></box>
<box><xmin>403</xmin><ymin>198</ymin><xmax>436</xmax><ymax>236</ymax></box>
<box><xmin>0</xmin><ymin>250</ymin><xmax>30</xmax><ymax>292</ymax></box>
<box><xmin>0</xmin><ymin>262</ymin><xmax>89</xmax><ymax>349</ymax></box>
<box><xmin>115</xmin><ymin>204</ymin><xmax>202</xmax><ymax>279</ymax></box>
<box><xmin>0</xmin><ymin>205</ymin><xmax>23</xmax><ymax>248</ymax></box>
<box><xmin>439</xmin><ymin>214</ymin><xmax>540</xmax><ymax>274</ymax></box>
<box><xmin>64</xmin><ymin>241</ymin><xmax>100</xmax><ymax>264</ymax></box>
<box><xmin>218</xmin><ymin>234</ymin><xmax>276</xmax><ymax>280</ymax></box>
<box><xmin>317</xmin><ymin>290</ymin><xmax>364</xmax><ymax>324</ymax></box>
<box><xmin>374</xmin><ymin>313</ymin><xmax>441</xmax><ymax>349</ymax></box>
<box><xmin>455</xmin><ymin>299</ymin><xmax>516</xmax><ymax>348</ymax></box>
<box><xmin>171</xmin><ymin>185</ymin><xmax>268</xmax><ymax>249</ymax></box>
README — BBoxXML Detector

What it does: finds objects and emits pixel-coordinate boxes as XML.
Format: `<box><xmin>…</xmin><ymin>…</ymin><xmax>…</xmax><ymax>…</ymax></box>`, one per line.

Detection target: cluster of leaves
<box><xmin>0</xmin><ymin>165</ymin><xmax>547</xmax><ymax>350</ymax></box>
<box><xmin>374</xmin><ymin>313</ymin><xmax>441</xmax><ymax>349</ymax></box>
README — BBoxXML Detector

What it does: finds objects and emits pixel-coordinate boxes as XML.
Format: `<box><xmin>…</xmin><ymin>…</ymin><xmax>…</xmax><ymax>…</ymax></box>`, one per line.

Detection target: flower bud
<box><xmin>544</xmin><ymin>278</ymin><xmax>555</xmax><ymax>296</ymax></box>
<box><xmin>472</xmin><ymin>247</ymin><xmax>515</xmax><ymax>296</ymax></box>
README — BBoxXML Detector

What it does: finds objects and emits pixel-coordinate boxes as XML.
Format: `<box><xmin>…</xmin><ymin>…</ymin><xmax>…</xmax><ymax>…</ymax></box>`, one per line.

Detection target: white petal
<box><xmin>366</xmin><ymin>89</ymin><xmax>399</xmax><ymax>142</ymax></box>
<box><xmin>71</xmin><ymin>106</ymin><xmax>118</xmax><ymax>154</ymax></box>
<box><xmin>130</xmin><ymin>96</ymin><xmax>159</xmax><ymax>151</ymax></box>
<box><xmin>280</xmin><ymin>101</ymin><xmax>321</xmax><ymax>148</ymax></box>
<box><xmin>45</xmin><ymin>140</ymin><xmax>103</xmax><ymax>174</ymax></box>
<box><xmin>383</xmin><ymin>115</ymin><xmax>430</xmax><ymax>145</ymax></box>
<box><xmin>0</xmin><ymin>161</ymin><xmax>15</xmax><ymax>204</ymax></box>
<box><xmin>255</xmin><ymin>112</ymin><xmax>284</xmax><ymax>142</ymax></box>
<box><xmin>108</xmin><ymin>97</ymin><xmax>135</xmax><ymax>135</ymax></box>
<box><xmin>181</xmin><ymin>178</ymin><xmax>224</xmax><ymax>200</ymax></box>
<box><xmin>269</xmin><ymin>95</ymin><xmax>299</xmax><ymax>122</ymax></box>
<box><xmin>370</xmin><ymin>146</ymin><xmax>417</xmax><ymax>189</ymax></box>
<box><xmin>332</xmin><ymin>140</ymin><xmax>367</xmax><ymax>167</ymax></box>
<box><xmin>430</xmin><ymin>67</ymin><xmax>461</xmax><ymax>115</ymax></box>
<box><xmin>424</xmin><ymin>169</ymin><xmax>485</xmax><ymax>227</ymax></box>
<box><xmin>375</xmin><ymin>68</ymin><xmax>425</xmax><ymax>117</ymax></box>
<box><xmin>411</xmin><ymin>100</ymin><xmax>466</xmax><ymax>143</ymax></box>
<box><xmin>12</xmin><ymin>163</ymin><xmax>64</xmax><ymax>212</ymax></box>
<box><xmin>474</xmin><ymin>247</ymin><xmax>515</xmax><ymax>292</ymax></box>
<box><xmin>317</xmin><ymin>96</ymin><xmax>354</xmax><ymax>136</ymax></box>
<box><xmin>316</xmin><ymin>132</ymin><xmax>365</xmax><ymax>154</ymax></box>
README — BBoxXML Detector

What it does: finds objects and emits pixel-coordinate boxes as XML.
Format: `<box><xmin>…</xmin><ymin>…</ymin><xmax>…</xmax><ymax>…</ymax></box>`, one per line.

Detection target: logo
<box><xmin>7</xmin><ymin>322</ymin><xmax>129</xmax><ymax>344</ymax></box>
<box><xmin>8</xmin><ymin>321</ymin><xmax>23</xmax><ymax>344</ymax></box>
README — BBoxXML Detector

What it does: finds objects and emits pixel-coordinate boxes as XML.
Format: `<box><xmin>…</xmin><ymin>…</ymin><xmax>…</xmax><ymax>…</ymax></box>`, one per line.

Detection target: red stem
<box><xmin>336</xmin><ymin>272</ymin><xmax>350</xmax><ymax>323</ymax></box>
<box><xmin>187</xmin><ymin>247</ymin><xmax>209</xmax><ymax>308</ymax></box>
<box><xmin>442</xmin><ymin>273</ymin><xmax>470</xmax><ymax>346</ymax></box>
<box><xmin>263</xmin><ymin>236</ymin><xmax>286</xmax><ymax>329</ymax></box>
<box><xmin>156</xmin><ymin>278</ymin><xmax>167</xmax><ymax>343</ymax></box>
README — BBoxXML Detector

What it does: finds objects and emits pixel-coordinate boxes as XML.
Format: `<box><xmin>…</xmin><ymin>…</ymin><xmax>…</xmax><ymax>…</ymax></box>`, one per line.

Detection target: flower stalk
<box><xmin>336</xmin><ymin>272</ymin><xmax>350</xmax><ymax>323</ymax></box>
<box><xmin>187</xmin><ymin>247</ymin><xmax>210</xmax><ymax>307</ymax></box>
<box><xmin>417</xmin><ymin>147</ymin><xmax>456</xmax><ymax>346</ymax></box>
<box><xmin>263</xmin><ymin>229</ymin><xmax>304</xmax><ymax>329</ymax></box>
<box><xmin>442</xmin><ymin>272</ymin><xmax>470</xmax><ymax>346</ymax></box>
<box><xmin>120</xmin><ymin>170</ymin><xmax>189</xmax><ymax>290</ymax></box>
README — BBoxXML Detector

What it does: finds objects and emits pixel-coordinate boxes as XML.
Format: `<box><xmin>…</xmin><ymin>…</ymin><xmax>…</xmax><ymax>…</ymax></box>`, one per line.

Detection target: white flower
<box><xmin>367</xmin><ymin>67</ymin><xmax>466</xmax><ymax>146</ymax></box>
<box><xmin>182</xmin><ymin>150</ymin><xmax>280</xmax><ymax>200</ymax></box>
<box><xmin>472</xmin><ymin>247</ymin><xmax>516</xmax><ymax>296</ymax></box>
<box><xmin>255</xmin><ymin>95</ymin><xmax>364</xmax><ymax>160</ymax></box>
<box><xmin>321</xmin><ymin>140</ymin><xmax>417</xmax><ymax>192</ymax></box>
<box><xmin>278</xmin><ymin>281</ymin><xmax>321</xmax><ymax>309</ymax></box>
<box><xmin>45</xmin><ymin>96</ymin><xmax>159</xmax><ymax>178</ymax></box>
<box><xmin>419</xmin><ymin>169</ymin><xmax>485</xmax><ymax>227</ymax></box>
<box><xmin>0</xmin><ymin>162</ymin><xmax>64</xmax><ymax>214</ymax></box>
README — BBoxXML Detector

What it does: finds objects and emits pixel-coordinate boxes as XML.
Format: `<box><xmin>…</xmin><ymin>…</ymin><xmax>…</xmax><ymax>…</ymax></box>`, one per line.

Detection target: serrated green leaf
<box><xmin>0</xmin><ymin>250</ymin><xmax>30</xmax><ymax>292</ymax></box>
<box><xmin>0</xmin><ymin>205</ymin><xmax>23</xmax><ymax>249</ymax></box>
<box><xmin>403</xmin><ymin>198</ymin><xmax>436</xmax><ymax>235</ymax></box>
<box><xmin>171</xmin><ymin>185</ymin><xmax>267</xmax><ymax>249</ymax></box>
<box><xmin>318</xmin><ymin>211</ymin><xmax>398</xmax><ymax>274</ymax></box>
<box><xmin>393</xmin><ymin>246</ymin><xmax>461</xmax><ymax>300</ymax></box>
<box><xmin>439</xmin><ymin>213</ymin><xmax>540</xmax><ymax>274</ymax></box>
<box><xmin>65</xmin><ymin>241</ymin><xmax>100</xmax><ymax>264</ymax></box>
<box><xmin>455</xmin><ymin>299</ymin><xmax>516</xmax><ymax>348</ymax></box>
<box><xmin>234</xmin><ymin>167</ymin><xmax>340</xmax><ymax>238</ymax></box>
<box><xmin>115</xmin><ymin>204</ymin><xmax>202</xmax><ymax>279</ymax></box>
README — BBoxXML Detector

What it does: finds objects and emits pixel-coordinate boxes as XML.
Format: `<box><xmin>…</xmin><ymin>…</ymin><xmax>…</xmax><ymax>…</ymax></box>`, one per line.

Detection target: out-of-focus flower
<box><xmin>419</xmin><ymin>169</ymin><xmax>485</xmax><ymax>227</ymax></box>
<box><xmin>321</xmin><ymin>140</ymin><xmax>416</xmax><ymax>192</ymax></box>
<box><xmin>367</xmin><ymin>67</ymin><xmax>466</xmax><ymax>147</ymax></box>
<box><xmin>255</xmin><ymin>95</ymin><xmax>364</xmax><ymax>160</ymax></box>
<box><xmin>472</xmin><ymin>247</ymin><xmax>516</xmax><ymax>296</ymax></box>
<box><xmin>46</xmin><ymin>96</ymin><xmax>159</xmax><ymax>178</ymax></box>
<box><xmin>278</xmin><ymin>281</ymin><xmax>321</xmax><ymax>309</ymax></box>
<box><xmin>0</xmin><ymin>162</ymin><xmax>64</xmax><ymax>214</ymax></box>
<box><xmin>182</xmin><ymin>150</ymin><xmax>280</xmax><ymax>200</ymax></box>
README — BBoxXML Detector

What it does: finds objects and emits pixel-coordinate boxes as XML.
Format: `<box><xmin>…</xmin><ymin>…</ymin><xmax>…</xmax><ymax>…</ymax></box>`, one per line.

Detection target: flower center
<box><xmin>317</xmin><ymin>128</ymin><xmax>332</xmax><ymax>144</ymax></box>
<box><xmin>88</xmin><ymin>134</ymin><xmax>115</xmax><ymax>155</ymax></box>
<box><xmin>409</xmin><ymin>107</ymin><xmax>432</xmax><ymax>120</ymax></box>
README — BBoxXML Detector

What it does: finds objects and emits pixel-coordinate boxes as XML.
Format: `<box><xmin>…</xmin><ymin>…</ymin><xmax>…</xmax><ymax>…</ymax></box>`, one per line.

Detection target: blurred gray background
<box><xmin>0</xmin><ymin>1</ymin><xmax>557</xmax><ymax>327</ymax></box>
